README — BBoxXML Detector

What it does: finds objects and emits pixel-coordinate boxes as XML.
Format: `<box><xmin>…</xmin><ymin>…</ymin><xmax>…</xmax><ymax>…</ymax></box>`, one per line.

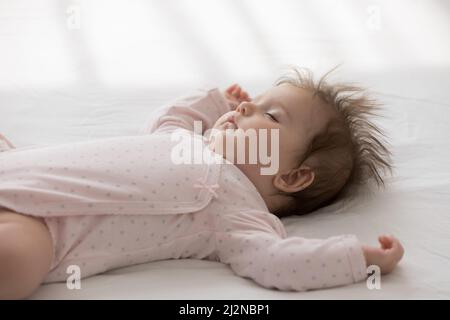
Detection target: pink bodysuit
<box><xmin>0</xmin><ymin>88</ymin><xmax>367</xmax><ymax>291</ymax></box>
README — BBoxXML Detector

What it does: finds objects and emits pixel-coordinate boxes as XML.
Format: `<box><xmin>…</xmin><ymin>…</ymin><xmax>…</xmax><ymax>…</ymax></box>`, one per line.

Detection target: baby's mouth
<box><xmin>224</xmin><ymin>121</ymin><xmax>237</xmax><ymax>130</ymax></box>
<box><xmin>223</xmin><ymin>113</ymin><xmax>238</xmax><ymax>130</ymax></box>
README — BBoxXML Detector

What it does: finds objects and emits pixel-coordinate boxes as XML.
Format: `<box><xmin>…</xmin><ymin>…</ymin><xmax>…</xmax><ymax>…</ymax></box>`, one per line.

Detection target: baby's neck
<box><xmin>235</xmin><ymin>163</ymin><xmax>285</xmax><ymax>214</ymax></box>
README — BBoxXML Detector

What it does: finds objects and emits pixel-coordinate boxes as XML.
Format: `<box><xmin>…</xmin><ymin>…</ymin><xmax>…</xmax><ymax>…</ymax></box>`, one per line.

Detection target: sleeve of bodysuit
<box><xmin>213</xmin><ymin>210</ymin><xmax>368</xmax><ymax>291</ymax></box>
<box><xmin>140</xmin><ymin>87</ymin><xmax>232</xmax><ymax>134</ymax></box>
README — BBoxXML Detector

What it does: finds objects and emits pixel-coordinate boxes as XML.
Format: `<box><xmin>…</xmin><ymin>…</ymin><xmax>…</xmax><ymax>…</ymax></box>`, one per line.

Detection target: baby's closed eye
<box><xmin>264</xmin><ymin>112</ymin><xmax>278</xmax><ymax>122</ymax></box>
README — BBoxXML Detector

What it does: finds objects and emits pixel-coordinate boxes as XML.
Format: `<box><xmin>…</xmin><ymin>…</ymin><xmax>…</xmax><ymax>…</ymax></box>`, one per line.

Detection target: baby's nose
<box><xmin>236</xmin><ymin>102</ymin><xmax>254</xmax><ymax>116</ymax></box>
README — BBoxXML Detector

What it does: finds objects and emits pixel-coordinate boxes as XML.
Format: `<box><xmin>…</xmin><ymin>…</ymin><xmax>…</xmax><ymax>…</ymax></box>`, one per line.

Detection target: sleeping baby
<box><xmin>0</xmin><ymin>67</ymin><xmax>404</xmax><ymax>299</ymax></box>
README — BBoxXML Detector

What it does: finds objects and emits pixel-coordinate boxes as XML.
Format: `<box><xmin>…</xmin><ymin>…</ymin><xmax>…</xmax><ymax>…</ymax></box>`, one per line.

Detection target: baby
<box><xmin>0</xmin><ymin>67</ymin><xmax>404</xmax><ymax>299</ymax></box>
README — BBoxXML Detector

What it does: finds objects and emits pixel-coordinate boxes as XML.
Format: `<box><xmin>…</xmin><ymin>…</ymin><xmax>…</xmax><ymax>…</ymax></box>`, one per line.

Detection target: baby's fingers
<box><xmin>225</xmin><ymin>84</ymin><xmax>239</xmax><ymax>95</ymax></box>
<box><xmin>231</xmin><ymin>86</ymin><xmax>242</xmax><ymax>98</ymax></box>
<box><xmin>240</xmin><ymin>90</ymin><xmax>251</xmax><ymax>101</ymax></box>
<box><xmin>378</xmin><ymin>235</ymin><xmax>393</xmax><ymax>249</ymax></box>
<box><xmin>225</xmin><ymin>84</ymin><xmax>251</xmax><ymax>102</ymax></box>
<box><xmin>379</xmin><ymin>235</ymin><xmax>404</xmax><ymax>261</ymax></box>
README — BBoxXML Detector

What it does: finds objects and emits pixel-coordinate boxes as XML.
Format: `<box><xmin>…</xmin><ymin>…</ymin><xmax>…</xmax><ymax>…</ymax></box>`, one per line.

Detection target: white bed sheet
<box><xmin>0</xmin><ymin>0</ymin><xmax>449</xmax><ymax>299</ymax></box>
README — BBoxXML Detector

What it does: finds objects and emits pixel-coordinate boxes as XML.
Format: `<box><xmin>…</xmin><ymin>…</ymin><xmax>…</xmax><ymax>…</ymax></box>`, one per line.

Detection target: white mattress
<box><xmin>0</xmin><ymin>0</ymin><xmax>449</xmax><ymax>299</ymax></box>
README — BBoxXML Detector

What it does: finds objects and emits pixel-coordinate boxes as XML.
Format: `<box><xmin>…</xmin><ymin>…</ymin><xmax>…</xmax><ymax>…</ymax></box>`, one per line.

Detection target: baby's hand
<box><xmin>223</xmin><ymin>84</ymin><xmax>251</xmax><ymax>109</ymax></box>
<box><xmin>362</xmin><ymin>235</ymin><xmax>404</xmax><ymax>275</ymax></box>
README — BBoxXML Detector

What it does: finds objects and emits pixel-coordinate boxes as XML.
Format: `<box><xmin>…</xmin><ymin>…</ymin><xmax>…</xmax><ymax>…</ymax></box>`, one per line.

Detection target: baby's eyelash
<box><xmin>265</xmin><ymin>112</ymin><xmax>278</xmax><ymax>122</ymax></box>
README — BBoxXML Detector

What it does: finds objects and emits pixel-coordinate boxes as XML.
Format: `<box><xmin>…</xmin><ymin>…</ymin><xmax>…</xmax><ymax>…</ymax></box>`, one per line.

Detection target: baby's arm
<box><xmin>215</xmin><ymin>211</ymin><xmax>403</xmax><ymax>291</ymax></box>
<box><xmin>141</xmin><ymin>84</ymin><xmax>249</xmax><ymax>135</ymax></box>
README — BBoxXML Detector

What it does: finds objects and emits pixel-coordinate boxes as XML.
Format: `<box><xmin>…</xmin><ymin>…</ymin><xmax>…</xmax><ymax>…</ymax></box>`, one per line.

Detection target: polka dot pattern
<box><xmin>212</xmin><ymin>208</ymin><xmax>368</xmax><ymax>292</ymax></box>
<box><xmin>0</xmin><ymin>134</ymin><xmax>224</xmax><ymax>216</ymax></box>
<box><xmin>38</xmin><ymin>149</ymin><xmax>271</xmax><ymax>284</ymax></box>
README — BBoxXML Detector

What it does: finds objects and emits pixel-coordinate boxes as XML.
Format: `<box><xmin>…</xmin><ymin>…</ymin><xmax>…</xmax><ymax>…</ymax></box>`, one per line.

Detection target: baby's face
<box><xmin>211</xmin><ymin>83</ymin><xmax>334</xmax><ymax>175</ymax></box>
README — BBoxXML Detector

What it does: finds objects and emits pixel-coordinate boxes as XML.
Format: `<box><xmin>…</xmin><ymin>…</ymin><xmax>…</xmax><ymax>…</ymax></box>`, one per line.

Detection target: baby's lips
<box><xmin>223</xmin><ymin>122</ymin><xmax>236</xmax><ymax>130</ymax></box>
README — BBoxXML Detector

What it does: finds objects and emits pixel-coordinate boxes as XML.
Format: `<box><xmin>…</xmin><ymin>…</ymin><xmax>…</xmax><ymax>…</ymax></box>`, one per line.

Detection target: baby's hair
<box><xmin>273</xmin><ymin>66</ymin><xmax>393</xmax><ymax>217</ymax></box>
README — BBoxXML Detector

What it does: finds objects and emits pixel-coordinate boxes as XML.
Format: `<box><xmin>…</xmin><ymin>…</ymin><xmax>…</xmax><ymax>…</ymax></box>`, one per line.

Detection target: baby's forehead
<box><xmin>259</xmin><ymin>84</ymin><xmax>314</xmax><ymax>106</ymax></box>
<box><xmin>261</xmin><ymin>84</ymin><xmax>334</xmax><ymax>119</ymax></box>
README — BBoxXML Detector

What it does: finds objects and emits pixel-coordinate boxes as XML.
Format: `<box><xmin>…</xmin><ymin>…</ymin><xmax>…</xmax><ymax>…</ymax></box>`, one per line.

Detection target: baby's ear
<box><xmin>273</xmin><ymin>165</ymin><xmax>315</xmax><ymax>193</ymax></box>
